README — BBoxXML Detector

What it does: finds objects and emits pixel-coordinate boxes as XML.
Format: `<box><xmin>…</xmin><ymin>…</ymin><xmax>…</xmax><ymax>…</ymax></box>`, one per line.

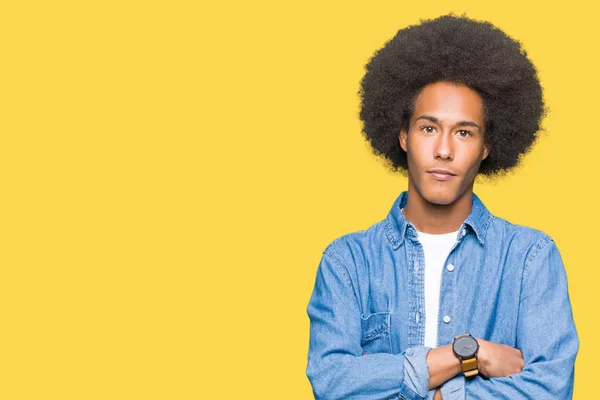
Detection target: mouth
<box><xmin>427</xmin><ymin>169</ymin><xmax>457</xmax><ymax>181</ymax></box>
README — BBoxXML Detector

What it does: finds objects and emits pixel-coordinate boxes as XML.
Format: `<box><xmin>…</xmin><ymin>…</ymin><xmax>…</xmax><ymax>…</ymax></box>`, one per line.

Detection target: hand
<box><xmin>477</xmin><ymin>338</ymin><xmax>524</xmax><ymax>378</ymax></box>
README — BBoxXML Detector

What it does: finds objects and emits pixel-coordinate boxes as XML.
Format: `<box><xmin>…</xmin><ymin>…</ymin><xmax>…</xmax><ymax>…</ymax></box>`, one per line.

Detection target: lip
<box><xmin>427</xmin><ymin>169</ymin><xmax>456</xmax><ymax>181</ymax></box>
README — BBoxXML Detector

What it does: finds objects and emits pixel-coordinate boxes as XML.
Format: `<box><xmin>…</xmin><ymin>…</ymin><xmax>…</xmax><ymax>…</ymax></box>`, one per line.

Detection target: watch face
<box><xmin>453</xmin><ymin>336</ymin><xmax>478</xmax><ymax>358</ymax></box>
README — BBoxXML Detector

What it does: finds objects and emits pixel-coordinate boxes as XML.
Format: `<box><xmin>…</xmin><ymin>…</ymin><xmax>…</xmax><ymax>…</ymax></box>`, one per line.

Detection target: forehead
<box><xmin>413</xmin><ymin>81</ymin><xmax>484</xmax><ymax>123</ymax></box>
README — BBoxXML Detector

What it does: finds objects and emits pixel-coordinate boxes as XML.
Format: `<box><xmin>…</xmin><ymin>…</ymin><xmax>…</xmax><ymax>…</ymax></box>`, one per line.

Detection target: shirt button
<box><xmin>443</xmin><ymin>315</ymin><xmax>451</xmax><ymax>323</ymax></box>
<box><xmin>416</xmin><ymin>312</ymin><xmax>420</xmax><ymax>323</ymax></box>
<box><xmin>461</xmin><ymin>228</ymin><xmax>467</xmax><ymax>237</ymax></box>
<box><xmin>414</xmin><ymin>265</ymin><xmax>419</xmax><ymax>272</ymax></box>
<box><xmin>447</xmin><ymin>264</ymin><xmax>455</xmax><ymax>272</ymax></box>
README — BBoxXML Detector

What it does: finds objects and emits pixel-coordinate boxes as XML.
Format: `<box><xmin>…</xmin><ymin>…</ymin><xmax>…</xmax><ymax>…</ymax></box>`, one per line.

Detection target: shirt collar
<box><xmin>384</xmin><ymin>191</ymin><xmax>490</xmax><ymax>249</ymax></box>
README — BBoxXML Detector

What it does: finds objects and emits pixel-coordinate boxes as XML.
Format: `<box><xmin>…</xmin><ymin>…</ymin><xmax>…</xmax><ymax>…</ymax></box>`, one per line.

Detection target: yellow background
<box><xmin>0</xmin><ymin>0</ymin><xmax>596</xmax><ymax>398</ymax></box>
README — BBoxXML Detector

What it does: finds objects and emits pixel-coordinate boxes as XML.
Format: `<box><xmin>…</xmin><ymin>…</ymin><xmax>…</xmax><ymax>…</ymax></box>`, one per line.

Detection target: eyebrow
<box><xmin>414</xmin><ymin>114</ymin><xmax>481</xmax><ymax>130</ymax></box>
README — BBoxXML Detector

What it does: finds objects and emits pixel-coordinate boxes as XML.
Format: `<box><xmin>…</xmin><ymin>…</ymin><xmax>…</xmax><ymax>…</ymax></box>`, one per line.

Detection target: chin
<box><xmin>421</xmin><ymin>188</ymin><xmax>459</xmax><ymax>206</ymax></box>
<box><xmin>425</xmin><ymin>195</ymin><xmax>455</xmax><ymax>206</ymax></box>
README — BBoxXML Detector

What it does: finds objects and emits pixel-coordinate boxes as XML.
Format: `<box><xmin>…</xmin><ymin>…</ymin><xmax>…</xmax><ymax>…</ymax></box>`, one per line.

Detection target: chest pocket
<box><xmin>361</xmin><ymin>312</ymin><xmax>392</xmax><ymax>354</ymax></box>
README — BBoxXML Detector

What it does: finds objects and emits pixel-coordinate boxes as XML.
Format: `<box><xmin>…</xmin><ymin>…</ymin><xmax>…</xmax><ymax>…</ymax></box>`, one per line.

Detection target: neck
<box><xmin>402</xmin><ymin>184</ymin><xmax>473</xmax><ymax>234</ymax></box>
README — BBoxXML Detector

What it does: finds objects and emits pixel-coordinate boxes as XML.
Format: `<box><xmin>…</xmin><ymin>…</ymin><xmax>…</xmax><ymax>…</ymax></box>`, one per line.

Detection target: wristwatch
<box><xmin>452</xmin><ymin>334</ymin><xmax>479</xmax><ymax>378</ymax></box>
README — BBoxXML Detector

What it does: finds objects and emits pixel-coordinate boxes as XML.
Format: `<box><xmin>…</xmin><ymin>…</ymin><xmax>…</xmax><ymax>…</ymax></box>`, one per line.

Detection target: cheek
<box><xmin>406</xmin><ymin>148</ymin><xmax>427</xmax><ymax>170</ymax></box>
<box><xmin>460</xmin><ymin>142</ymin><xmax>486</xmax><ymax>164</ymax></box>
<box><xmin>406</xmin><ymin>137</ymin><xmax>430</xmax><ymax>162</ymax></box>
<box><xmin>464</xmin><ymin>153</ymin><xmax>485</xmax><ymax>174</ymax></box>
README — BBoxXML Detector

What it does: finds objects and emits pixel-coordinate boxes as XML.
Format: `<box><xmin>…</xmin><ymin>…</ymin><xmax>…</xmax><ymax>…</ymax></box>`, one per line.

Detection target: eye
<box><xmin>456</xmin><ymin>129</ymin><xmax>473</xmax><ymax>138</ymax></box>
<box><xmin>421</xmin><ymin>125</ymin><xmax>436</xmax><ymax>134</ymax></box>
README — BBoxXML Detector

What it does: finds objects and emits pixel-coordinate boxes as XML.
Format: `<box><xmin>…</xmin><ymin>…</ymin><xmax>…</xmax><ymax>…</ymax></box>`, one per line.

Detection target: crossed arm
<box><xmin>428</xmin><ymin>338</ymin><xmax>524</xmax><ymax>398</ymax></box>
<box><xmin>363</xmin><ymin>331</ymin><xmax>525</xmax><ymax>398</ymax></box>
<box><xmin>307</xmin><ymin>240</ymin><xmax>578</xmax><ymax>399</ymax></box>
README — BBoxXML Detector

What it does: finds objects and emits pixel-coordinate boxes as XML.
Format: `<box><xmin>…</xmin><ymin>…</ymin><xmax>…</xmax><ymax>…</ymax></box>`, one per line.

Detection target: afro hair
<box><xmin>359</xmin><ymin>14</ymin><xmax>546</xmax><ymax>176</ymax></box>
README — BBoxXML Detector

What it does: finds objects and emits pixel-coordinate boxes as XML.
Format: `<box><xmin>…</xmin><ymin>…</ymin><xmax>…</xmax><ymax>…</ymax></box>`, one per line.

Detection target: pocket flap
<box><xmin>361</xmin><ymin>312</ymin><xmax>390</xmax><ymax>342</ymax></box>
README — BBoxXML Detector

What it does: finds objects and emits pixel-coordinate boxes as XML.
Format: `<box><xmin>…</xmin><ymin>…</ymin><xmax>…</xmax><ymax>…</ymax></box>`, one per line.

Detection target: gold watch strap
<box><xmin>461</xmin><ymin>357</ymin><xmax>479</xmax><ymax>377</ymax></box>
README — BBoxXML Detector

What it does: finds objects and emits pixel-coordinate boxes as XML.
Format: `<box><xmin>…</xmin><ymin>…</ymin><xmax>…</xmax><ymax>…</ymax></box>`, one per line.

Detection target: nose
<box><xmin>434</xmin><ymin>132</ymin><xmax>454</xmax><ymax>160</ymax></box>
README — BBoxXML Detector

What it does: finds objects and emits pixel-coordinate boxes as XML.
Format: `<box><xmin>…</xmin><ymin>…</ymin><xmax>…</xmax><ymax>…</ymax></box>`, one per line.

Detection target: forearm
<box><xmin>428</xmin><ymin>337</ymin><xmax>526</xmax><ymax>398</ymax></box>
<box><xmin>426</xmin><ymin>344</ymin><xmax>461</xmax><ymax>390</ymax></box>
<box><xmin>465</xmin><ymin>360</ymin><xmax>576</xmax><ymax>399</ymax></box>
<box><xmin>331</xmin><ymin>344</ymin><xmax>460</xmax><ymax>399</ymax></box>
<box><xmin>308</xmin><ymin>348</ymin><xmax>431</xmax><ymax>400</ymax></box>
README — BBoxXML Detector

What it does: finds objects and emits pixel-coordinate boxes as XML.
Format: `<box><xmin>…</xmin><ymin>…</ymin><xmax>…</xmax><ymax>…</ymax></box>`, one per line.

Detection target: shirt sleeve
<box><xmin>307</xmin><ymin>250</ymin><xmax>431</xmax><ymax>400</ymax></box>
<box><xmin>440</xmin><ymin>236</ymin><xmax>579</xmax><ymax>400</ymax></box>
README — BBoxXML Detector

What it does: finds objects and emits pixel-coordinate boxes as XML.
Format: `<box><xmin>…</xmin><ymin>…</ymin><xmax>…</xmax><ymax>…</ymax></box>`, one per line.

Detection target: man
<box><xmin>306</xmin><ymin>14</ymin><xmax>578</xmax><ymax>400</ymax></box>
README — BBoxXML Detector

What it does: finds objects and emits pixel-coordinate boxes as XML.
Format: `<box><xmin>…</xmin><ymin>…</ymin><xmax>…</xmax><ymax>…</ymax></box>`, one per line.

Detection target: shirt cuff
<box><xmin>400</xmin><ymin>346</ymin><xmax>432</xmax><ymax>400</ymax></box>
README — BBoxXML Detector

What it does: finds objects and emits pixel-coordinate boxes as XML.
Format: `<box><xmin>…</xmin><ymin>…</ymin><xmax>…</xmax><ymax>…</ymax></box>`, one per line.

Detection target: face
<box><xmin>399</xmin><ymin>81</ymin><xmax>489</xmax><ymax>206</ymax></box>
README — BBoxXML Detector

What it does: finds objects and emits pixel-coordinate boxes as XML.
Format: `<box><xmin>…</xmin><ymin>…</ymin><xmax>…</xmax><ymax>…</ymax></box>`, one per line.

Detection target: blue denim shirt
<box><xmin>306</xmin><ymin>191</ymin><xmax>578</xmax><ymax>399</ymax></box>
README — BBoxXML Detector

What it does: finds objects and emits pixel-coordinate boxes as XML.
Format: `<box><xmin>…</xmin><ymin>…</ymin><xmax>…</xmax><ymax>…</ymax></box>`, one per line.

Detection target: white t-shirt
<box><xmin>415</xmin><ymin>228</ymin><xmax>459</xmax><ymax>348</ymax></box>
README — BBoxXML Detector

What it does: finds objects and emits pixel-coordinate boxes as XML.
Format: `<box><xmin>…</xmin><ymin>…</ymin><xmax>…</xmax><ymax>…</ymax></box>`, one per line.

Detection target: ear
<box><xmin>482</xmin><ymin>143</ymin><xmax>490</xmax><ymax>160</ymax></box>
<box><xmin>399</xmin><ymin>128</ymin><xmax>408</xmax><ymax>152</ymax></box>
